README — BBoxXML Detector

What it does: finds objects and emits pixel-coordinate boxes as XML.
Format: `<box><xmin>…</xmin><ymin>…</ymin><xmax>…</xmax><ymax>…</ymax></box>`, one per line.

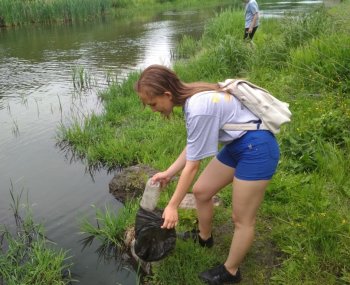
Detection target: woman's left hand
<box><xmin>152</xmin><ymin>171</ymin><xmax>172</xmax><ymax>188</ymax></box>
<box><xmin>161</xmin><ymin>205</ymin><xmax>178</xmax><ymax>229</ymax></box>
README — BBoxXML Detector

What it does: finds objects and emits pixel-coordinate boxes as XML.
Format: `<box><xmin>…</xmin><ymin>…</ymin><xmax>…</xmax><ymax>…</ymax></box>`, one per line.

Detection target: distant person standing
<box><xmin>244</xmin><ymin>0</ymin><xmax>259</xmax><ymax>40</ymax></box>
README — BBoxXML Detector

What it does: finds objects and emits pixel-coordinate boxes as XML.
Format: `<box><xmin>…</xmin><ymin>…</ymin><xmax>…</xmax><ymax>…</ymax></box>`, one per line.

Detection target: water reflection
<box><xmin>261</xmin><ymin>0</ymin><xmax>323</xmax><ymax>17</ymax></box>
<box><xmin>56</xmin><ymin>139</ymin><xmax>122</xmax><ymax>179</ymax></box>
<box><xmin>136</xmin><ymin>20</ymin><xmax>175</xmax><ymax>69</ymax></box>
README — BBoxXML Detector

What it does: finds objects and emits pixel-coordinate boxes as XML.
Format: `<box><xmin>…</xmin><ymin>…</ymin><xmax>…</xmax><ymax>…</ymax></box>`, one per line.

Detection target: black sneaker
<box><xmin>199</xmin><ymin>264</ymin><xmax>242</xmax><ymax>285</ymax></box>
<box><xmin>177</xmin><ymin>229</ymin><xmax>214</xmax><ymax>248</ymax></box>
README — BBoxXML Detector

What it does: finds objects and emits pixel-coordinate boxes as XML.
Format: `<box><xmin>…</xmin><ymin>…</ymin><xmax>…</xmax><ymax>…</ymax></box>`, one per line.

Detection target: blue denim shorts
<box><xmin>216</xmin><ymin>130</ymin><xmax>280</xmax><ymax>181</ymax></box>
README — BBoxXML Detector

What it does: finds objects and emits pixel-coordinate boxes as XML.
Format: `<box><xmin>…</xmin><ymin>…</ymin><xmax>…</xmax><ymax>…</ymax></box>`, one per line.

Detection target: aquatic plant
<box><xmin>0</xmin><ymin>188</ymin><xmax>73</xmax><ymax>285</ymax></box>
<box><xmin>79</xmin><ymin>201</ymin><xmax>138</xmax><ymax>256</ymax></box>
<box><xmin>72</xmin><ymin>66</ymin><xmax>92</xmax><ymax>91</ymax></box>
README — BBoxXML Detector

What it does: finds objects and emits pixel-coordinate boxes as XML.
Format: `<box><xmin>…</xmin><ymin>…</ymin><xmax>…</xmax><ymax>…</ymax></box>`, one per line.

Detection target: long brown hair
<box><xmin>134</xmin><ymin>65</ymin><xmax>220</xmax><ymax>106</ymax></box>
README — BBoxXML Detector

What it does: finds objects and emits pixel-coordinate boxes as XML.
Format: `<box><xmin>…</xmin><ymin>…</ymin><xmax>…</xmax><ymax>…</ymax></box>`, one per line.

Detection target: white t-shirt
<box><xmin>184</xmin><ymin>91</ymin><xmax>259</xmax><ymax>161</ymax></box>
<box><xmin>245</xmin><ymin>0</ymin><xmax>259</xmax><ymax>28</ymax></box>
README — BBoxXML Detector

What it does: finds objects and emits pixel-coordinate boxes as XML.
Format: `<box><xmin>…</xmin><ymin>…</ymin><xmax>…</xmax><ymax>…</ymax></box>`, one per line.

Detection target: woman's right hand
<box><xmin>152</xmin><ymin>171</ymin><xmax>172</xmax><ymax>188</ymax></box>
<box><xmin>161</xmin><ymin>204</ymin><xmax>178</xmax><ymax>229</ymax></box>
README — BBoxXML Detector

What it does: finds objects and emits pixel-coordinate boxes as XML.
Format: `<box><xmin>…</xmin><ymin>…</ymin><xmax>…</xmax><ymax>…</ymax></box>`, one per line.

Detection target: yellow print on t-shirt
<box><xmin>211</xmin><ymin>93</ymin><xmax>220</xmax><ymax>103</ymax></box>
<box><xmin>212</xmin><ymin>92</ymin><xmax>233</xmax><ymax>103</ymax></box>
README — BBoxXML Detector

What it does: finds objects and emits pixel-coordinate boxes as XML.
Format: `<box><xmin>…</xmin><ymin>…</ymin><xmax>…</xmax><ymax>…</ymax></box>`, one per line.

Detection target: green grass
<box><xmin>0</xmin><ymin>0</ymin><xmax>234</xmax><ymax>27</ymax></box>
<box><xmin>57</xmin><ymin>72</ymin><xmax>187</xmax><ymax>170</ymax></box>
<box><xmin>0</xmin><ymin>189</ymin><xmax>73</xmax><ymax>285</ymax></box>
<box><xmin>0</xmin><ymin>0</ymin><xmax>114</xmax><ymax>26</ymax></box>
<box><xmin>288</xmin><ymin>33</ymin><xmax>350</xmax><ymax>93</ymax></box>
<box><xmin>79</xmin><ymin>201</ymin><xmax>139</xmax><ymax>256</ymax></box>
<box><xmin>58</xmin><ymin>1</ymin><xmax>350</xmax><ymax>284</ymax></box>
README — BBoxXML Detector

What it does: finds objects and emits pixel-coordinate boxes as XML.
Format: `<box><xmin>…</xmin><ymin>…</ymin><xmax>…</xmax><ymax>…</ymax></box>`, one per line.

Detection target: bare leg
<box><xmin>192</xmin><ymin>157</ymin><xmax>234</xmax><ymax>240</ymax></box>
<box><xmin>224</xmin><ymin>178</ymin><xmax>270</xmax><ymax>275</ymax></box>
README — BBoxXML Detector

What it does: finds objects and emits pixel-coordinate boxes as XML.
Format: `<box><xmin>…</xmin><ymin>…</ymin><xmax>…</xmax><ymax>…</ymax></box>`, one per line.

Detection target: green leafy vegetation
<box><xmin>80</xmin><ymin>201</ymin><xmax>138</xmax><ymax>256</ymax></box>
<box><xmin>0</xmin><ymin>189</ymin><xmax>73</xmax><ymax>285</ymax></box>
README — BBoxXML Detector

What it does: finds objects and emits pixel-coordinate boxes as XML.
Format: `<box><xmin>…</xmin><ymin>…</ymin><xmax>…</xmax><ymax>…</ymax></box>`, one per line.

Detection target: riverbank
<box><xmin>59</xmin><ymin>0</ymin><xmax>350</xmax><ymax>283</ymax></box>
<box><xmin>0</xmin><ymin>0</ymin><xmax>233</xmax><ymax>27</ymax></box>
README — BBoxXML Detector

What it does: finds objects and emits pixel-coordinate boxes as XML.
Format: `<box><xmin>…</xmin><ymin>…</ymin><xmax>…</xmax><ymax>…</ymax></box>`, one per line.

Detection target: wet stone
<box><xmin>109</xmin><ymin>164</ymin><xmax>159</xmax><ymax>203</ymax></box>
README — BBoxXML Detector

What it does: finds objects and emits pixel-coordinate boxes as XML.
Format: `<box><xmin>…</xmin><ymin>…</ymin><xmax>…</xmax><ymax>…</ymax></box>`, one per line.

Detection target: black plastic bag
<box><xmin>134</xmin><ymin>207</ymin><xmax>176</xmax><ymax>262</ymax></box>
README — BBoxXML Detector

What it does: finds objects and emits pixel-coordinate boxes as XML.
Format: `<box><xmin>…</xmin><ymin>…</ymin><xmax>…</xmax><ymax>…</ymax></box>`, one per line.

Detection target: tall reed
<box><xmin>0</xmin><ymin>0</ymin><xmax>114</xmax><ymax>26</ymax></box>
<box><xmin>0</xmin><ymin>0</ymin><xmax>234</xmax><ymax>27</ymax></box>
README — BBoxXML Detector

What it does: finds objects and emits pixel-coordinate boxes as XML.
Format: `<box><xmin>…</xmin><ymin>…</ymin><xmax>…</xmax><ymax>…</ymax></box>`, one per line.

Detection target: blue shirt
<box><xmin>245</xmin><ymin>0</ymin><xmax>259</xmax><ymax>28</ymax></box>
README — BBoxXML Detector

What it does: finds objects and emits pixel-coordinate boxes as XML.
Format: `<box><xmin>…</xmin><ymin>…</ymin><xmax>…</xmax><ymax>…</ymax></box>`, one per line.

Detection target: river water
<box><xmin>0</xmin><ymin>1</ymin><xmax>322</xmax><ymax>284</ymax></box>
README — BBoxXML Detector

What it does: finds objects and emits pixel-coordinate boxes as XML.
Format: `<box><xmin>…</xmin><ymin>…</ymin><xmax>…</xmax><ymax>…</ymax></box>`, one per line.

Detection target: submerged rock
<box><xmin>109</xmin><ymin>164</ymin><xmax>159</xmax><ymax>203</ymax></box>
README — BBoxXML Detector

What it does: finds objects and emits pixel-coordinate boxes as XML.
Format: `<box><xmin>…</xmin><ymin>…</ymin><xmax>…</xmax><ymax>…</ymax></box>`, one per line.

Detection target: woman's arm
<box><xmin>161</xmin><ymin>159</ymin><xmax>201</xmax><ymax>229</ymax></box>
<box><xmin>248</xmin><ymin>12</ymin><xmax>259</xmax><ymax>33</ymax></box>
<box><xmin>167</xmin><ymin>147</ymin><xmax>187</xmax><ymax>178</ymax></box>
<box><xmin>152</xmin><ymin>147</ymin><xmax>187</xmax><ymax>187</ymax></box>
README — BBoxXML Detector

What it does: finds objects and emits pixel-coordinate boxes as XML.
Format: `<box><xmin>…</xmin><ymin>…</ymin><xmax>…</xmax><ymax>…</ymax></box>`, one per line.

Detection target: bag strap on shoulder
<box><xmin>221</xmin><ymin>79</ymin><xmax>270</xmax><ymax>95</ymax></box>
<box><xmin>220</xmin><ymin>79</ymin><xmax>270</xmax><ymax>132</ymax></box>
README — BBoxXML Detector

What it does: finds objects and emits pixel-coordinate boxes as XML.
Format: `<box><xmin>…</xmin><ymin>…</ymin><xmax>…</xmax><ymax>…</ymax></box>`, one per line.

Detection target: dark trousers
<box><xmin>244</xmin><ymin>26</ymin><xmax>258</xmax><ymax>40</ymax></box>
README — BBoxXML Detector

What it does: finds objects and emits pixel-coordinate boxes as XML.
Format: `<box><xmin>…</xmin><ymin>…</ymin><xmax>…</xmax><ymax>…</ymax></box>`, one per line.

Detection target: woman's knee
<box><xmin>192</xmin><ymin>181</ymin><xmax>212</xmax><ymax>202</ymax></box>
<box><xmin>232</xmin><ymin>212</ymin><xmax>257</xmax><ymax>229</ymax></box>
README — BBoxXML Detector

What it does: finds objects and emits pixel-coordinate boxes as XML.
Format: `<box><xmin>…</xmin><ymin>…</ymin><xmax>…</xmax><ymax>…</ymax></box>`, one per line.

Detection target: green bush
<box><xmin>280</xmin><ymin>130</ymin><xmax>319</xmax><ymax>173</ymax></box>
<box><xmin>279</xmin><ymin>96</ymin><xmax>350</xmax><ymax>173</ymax></box>
<box><xmin>314</xmin><ymin>109</ymin><xmax>350</xmax><ymax>146</ymax></box>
